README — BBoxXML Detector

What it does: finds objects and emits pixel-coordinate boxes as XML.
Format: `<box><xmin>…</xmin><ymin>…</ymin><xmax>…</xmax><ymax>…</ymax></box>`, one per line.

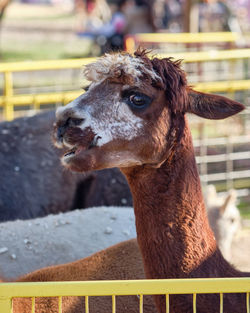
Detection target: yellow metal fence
<box><xmin>0</xmin><ymin>278</ymin><xmax>250</xmax><ymax>312</ymax></box>
<box><xmin>124</xmin><ymin>32</ymin><xmax>240</xmax><ymax>54</ymax></box>
<box><xmin>0</xmin><ymin>58</ymin><xmax>95</xmax><ymax>121</ymax></box>
<box><xmin>0</xmin><ymin>42</ymin><xmax>250</xmax><ymax>313</ymax></box>
<box><xmin>1</xmin><ymin>49</ymin><xmax>250</xmax><ymax>121</ymax></box>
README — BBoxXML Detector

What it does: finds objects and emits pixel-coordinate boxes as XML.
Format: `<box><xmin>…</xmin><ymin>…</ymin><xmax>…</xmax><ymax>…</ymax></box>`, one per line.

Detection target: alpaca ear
<box><xmin>187</xmin><ymin>90</ymin><xmax>245</xmax><ymax>119</ymax></box>
<box><xmin>219</xmin><ymin>189</ymin><xmax>237</xmax><ymax>215</ymax></box>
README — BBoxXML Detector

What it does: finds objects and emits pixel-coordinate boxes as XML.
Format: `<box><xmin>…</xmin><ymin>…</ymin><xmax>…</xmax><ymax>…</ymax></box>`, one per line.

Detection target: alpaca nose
<box><xmin>57</xmin><ymin>117</ymin><xmax>85</xmax><ymax>140</ymax></box>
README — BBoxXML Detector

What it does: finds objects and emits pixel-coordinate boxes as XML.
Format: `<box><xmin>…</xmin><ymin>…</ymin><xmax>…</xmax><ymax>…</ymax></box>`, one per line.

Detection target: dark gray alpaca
<box><xmin>0</xmin><ymin>110</ymin><xmax>132</xmax><ymax>222</ymax></box>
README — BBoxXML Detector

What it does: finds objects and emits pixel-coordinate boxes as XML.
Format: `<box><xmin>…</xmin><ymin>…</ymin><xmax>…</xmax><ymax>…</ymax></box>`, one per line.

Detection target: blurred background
<box><xmin>0</xmin><ymin>0</ymin><xmax>250</xmax><ymax>60</ymax></box>
<box><xmin>0</xmin><ymin>0</ymin><xmax>250</xmax><ymax>267</ymax></box>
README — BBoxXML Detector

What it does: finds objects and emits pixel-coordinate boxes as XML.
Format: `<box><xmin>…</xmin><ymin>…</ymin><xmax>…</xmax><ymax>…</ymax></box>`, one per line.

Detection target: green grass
<box><xmin>6</xmin><ymin>13</ymin><xmax>74</xmax><ymax>21</ymax></box>
<box><xmin>0</xmin><ymin>38</ymin><xmax>93</xmax><ymax>62</ymax></box>
<box><xmin>238</xmin><ymin>201</ymin><xmax>250</xmax><ymax>219</ymax></box>
<box><xmin>214</xmin><ymin>179</ymin><xmax>250</xmax><ymax>192</ymax></box>
<box><xmin>0</xmin><ymin>3</ymin><xmax>95</xmax><ymax>61</ymax></box>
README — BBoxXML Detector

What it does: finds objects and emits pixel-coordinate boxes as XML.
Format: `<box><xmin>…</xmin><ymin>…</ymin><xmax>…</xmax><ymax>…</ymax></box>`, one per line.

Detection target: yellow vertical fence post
<box><xmin>85</xmin><ymin>295</ymin><xmax>89</xmax><ymax>313</ymax></box>
<box><xmin>247</xmin><ymin>292</ymin><xmax>249</xmax><ymax>313</ymax></box>
<box><xmin>0</xmin><ymin>296</ymin><xmax>12</xmax><ymax>312</ymax></box>
<box><xmin>124</xmin><ymin>35</ymin><xmax>136</xmax><ymax>54</ymax></box>
<box><xmin>220</xmin><ymin>293</ymin><xmax>224</xmax><ymax>313</ymax></box>
<box><xmin>112</xmin><ymin>295</ymin><xmax>116</xmax><ymax>313</ymax></box>
<box><xmin>165</xmin><ymin>294</ymin><xmax>169</xmax><ymax>313</ymax></box>
<box><xmin>4</xmin><ymin>71</ymin><xmax>14</xmax><ymax>121</ymax></box>
<box><xmin>58</xmin><ymin>296</ymin><xmax>62</xmax><ymax>313</ymax></box>
<box><xmin>31</xmin><ymin>297</ymin><xmax>35</xmax><ymax>313</ymax></box>
<box><xmin>33</xmin><ymin>98</ymin><xmax>40</xmax><ymax>112</ymax></box>
<box><xmin>139</xmin><ymin>294</ymin><xmax>143</xmax><ymax>313</ymax></box>
<box><xmin>193</xmin><ymin>293</ymin><xmax>197</xmax><ymax>313</ymax></box>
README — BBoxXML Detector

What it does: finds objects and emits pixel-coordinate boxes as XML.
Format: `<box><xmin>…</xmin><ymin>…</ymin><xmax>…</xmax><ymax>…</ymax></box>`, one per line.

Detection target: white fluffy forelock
<box><xmin>83</xmin><ymin>53</ymin><xmax>161</xmax><ymax>84</ymax></box>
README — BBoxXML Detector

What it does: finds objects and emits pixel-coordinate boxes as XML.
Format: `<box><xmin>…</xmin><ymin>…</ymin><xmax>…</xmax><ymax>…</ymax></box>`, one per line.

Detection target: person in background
<box><xmin>154</xmin><ymin>0</ymin><xmax>183</xmax><ymax>31</ymax></box>
<box><xmin>190</xmin><ymin>0</ymin><xmax>242</xmax><ymax>33</ymax></box>
<box><xmin>123</xmin><ymin>0</ymin><xmax>157</xmax><ymax>34</ymax></box>
<box><xmin>78</xmin><ymin>0</ymin><xmax>128</xmax><ymax>52</ymax></box>
<box><xmin>75</xmin><ymin>0</ymin><xmax>111</xmax><ymax>32</ymax></box>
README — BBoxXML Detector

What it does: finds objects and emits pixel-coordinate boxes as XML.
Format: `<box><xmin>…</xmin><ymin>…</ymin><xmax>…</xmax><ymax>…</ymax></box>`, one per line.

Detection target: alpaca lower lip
<box><xmin>63</xmin><ymin>139</ymin><xmax>97</xmax><ymax>159</ymax></box>
<box><xmin>64</xmin><ymin>146</ymin><xmax>85</xmax><ymax>158</ymax></box>
<box><xmin>64</xmin><ymin>149</ymin><xmax>77</xmax><ymax>157</ymax></box>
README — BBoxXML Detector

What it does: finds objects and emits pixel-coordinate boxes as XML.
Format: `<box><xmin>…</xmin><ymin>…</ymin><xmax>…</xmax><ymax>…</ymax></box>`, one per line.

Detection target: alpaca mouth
<box><xmin>63</xmin><ymin>136</ymin><xmax>100</xmax><ymax>159</ymax></box>
<box><xmin>64</xmin><ymin>146</ymin><xmax>83</xmax><ymax>158</ymax></box>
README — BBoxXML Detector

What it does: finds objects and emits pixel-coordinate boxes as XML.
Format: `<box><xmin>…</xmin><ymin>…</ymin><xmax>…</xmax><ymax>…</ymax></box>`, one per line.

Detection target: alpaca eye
<box><xmin>124</xmin><ymin>92</ymin><xmax>152</xmax><ymax>111</ymax></box>
<box><xmin>130</xmin><ymin>95</ymin><xmax>145</xmax><ymax>107</ymax></box>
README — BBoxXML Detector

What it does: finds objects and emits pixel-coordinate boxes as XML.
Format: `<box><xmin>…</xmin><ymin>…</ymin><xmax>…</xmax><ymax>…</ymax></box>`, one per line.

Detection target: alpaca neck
<box><xmin>122</xmin><ymin>124</ymin><xmax>234</xmax><ymax>280</ymax></box>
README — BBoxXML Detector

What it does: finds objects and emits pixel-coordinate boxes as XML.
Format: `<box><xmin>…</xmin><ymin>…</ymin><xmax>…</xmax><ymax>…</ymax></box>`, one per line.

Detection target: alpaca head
<box><xmin>54</xmin><ymin>50</ymin><xmax>244</xmax><ymax>173</ymax></box>
<box><xmin>205</xmin><ymin>185</ymin><xmax>241</xmax><ymax>260</ymax></box>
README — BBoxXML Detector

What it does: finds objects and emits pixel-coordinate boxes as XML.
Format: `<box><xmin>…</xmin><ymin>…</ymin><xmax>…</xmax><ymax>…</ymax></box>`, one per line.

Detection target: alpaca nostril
<box><xmin>57</xmin><ymin>125</ymin><xmax>66</xmax><ymax>140</ymax></box>
<box><xmin>56</xmin><ymin>117</ymin><xmax>84</xmax><ymax>142</ymax></box>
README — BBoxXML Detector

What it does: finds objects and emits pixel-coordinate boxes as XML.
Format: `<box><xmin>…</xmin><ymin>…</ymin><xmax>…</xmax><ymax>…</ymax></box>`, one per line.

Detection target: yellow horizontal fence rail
<box><xmin>0</xmin><ymin>91</ymin><xmax>82</xmax><ymax>107</ymax></box>
<box><xmin>0</xmin><ymin>278</ymin><xmax>250</xmax><ymax>312</ymax></box>
<box><xmin>0</xmin><ymin>58</ymin><xmax>96</xmax><ymax>72</ymax></box>
<box><xmin>125</xmin><ymin>32</ymin><xmax>240</xmax><ymax>53</ymax></box>
<box><xmin>160</xmin><ymin>48</ymin><xmax>250</xmax><ymax>63</ymax></box>
<box><xmin>0</xmin><ymin>79</ymin><xmax>249</xmax><ymax>109</ymax></box>
<box><xmin>194</xmin><ymin>79</ymin><xmax>250</xmax><ymax>93</ymax></box>
<box><xmin>1</xmin><ymin>48</ymin><xmax>250</xmax><ymax>121</ymax></box>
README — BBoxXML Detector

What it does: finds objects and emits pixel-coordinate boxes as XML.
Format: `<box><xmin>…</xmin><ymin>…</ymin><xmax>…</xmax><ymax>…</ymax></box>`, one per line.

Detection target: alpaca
<box><xmin>12</xmin><ymin>239</ymin><xmax>156</xmax><ymax>313</ymax></box>
<box><xmin>0</xmin><ymin>110</ymin><xmax>132</xmax><ymax>222</ymax></box>
<box><xmin>0</xmin><ymin>191</ymin><xmax>239</xmax><ymax>279</ymax></box>
<box><xmin>0</xmin><ymin>207</ymin><xmax>136</xmax><ymax>279</ymax></box>
<box><xmin>204</xmin><ymin>185</ymin><xmax>241</xmax><ymax>260</ymax></box>
<box><xmin>1</xmin><ymin>51</ymin><xmax>247</xmax><ymax>313</ymax></box>
<box><xmin>53</xmin><ymin>50</ymin><xmax>248</xmax><ymax>313</ymax></box>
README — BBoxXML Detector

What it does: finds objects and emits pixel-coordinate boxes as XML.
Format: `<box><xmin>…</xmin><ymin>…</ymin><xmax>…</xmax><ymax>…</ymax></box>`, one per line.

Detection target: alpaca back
<box><xmin>12</xmin><ymin>239</ymin><xmax>156</xmax><ymax>313</ymax></box>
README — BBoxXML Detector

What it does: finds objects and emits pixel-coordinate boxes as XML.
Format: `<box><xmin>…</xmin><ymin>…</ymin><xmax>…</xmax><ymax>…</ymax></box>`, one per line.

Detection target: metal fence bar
<box><xmin>139</xmin><ymin>294</ymin><xmax>143</xmax><ymax>313</ymax></box>
<box><xmin>31</xmin><ymin>297</ymin><xmax>35</xmax><ymax>313</ymax></box>
<box><xmin>1</xmin><ymin>278</ymin><xmax>250</xmax><ymax>298</ymax></box>
<box><xmin>0</xmin><ymin>297</ymin><xmax>12</xmax><ymax>312</ymax></box>
<box><xmin>194</xmin><ymin>79</ymin><xmax>250</xmax><ymax>92</ymax></box>
<box><xmin>247</xmin><ymin>292</ymin><xmax>249</xmax><ymax>313</ymax></box>
<box><xmin>0</xmin><ymin>279</ymin><xmax>250</xmax><ymax>313</ymax></box>
<box><xmin>58</xmin><ymin>296</ymin><xmax>62</xmax><ymax>313</ymax></box>
<box><xmin>193</xmin><ymin>293</ymin><xmax>197</xmax><ymax>313</ymax></box>
<box><xmin>112</xmin><ymin>295</ymin><xmax>116</xmax><ymax>313</ymax></box>
<box><xmin>194</xmin><ymin>135</ymin><xmax>250</xmax><ymax>147</ymax></box>
<box><xmin>85</xmin><ymin>296</ymin><xmax>89</xmax><ymax>313</ymax></box>
<box><xmin>200</xmin><ymin>170</ymin><xmax>250</xmax><ymax>182</ymax></box>
<box><xmin>0</xmin><ymin>53</ymin><xmax>249</xmax><ymax>121</ymax></box>
<box><xmin>0</xmin><ymin>91</ymin><xmax>82</xmax><ymax>107</ymax></box>
<box><xmin>220</xmin><ymin>293</ymin><xmax>223</xmax><ymax>313</ymax></box>
<box><xmin>0</xmin><ymin>58</ymin><xmax>97</xmax><ymax>73</ymax></box>
<box><xmin>124</xmin><ymin>32</ymin><xmax>239</xmax><ymax>53</ymax></box>
<box><xmin>160</xmin><ymin>49</ymin><xmax>250</xmax><ymax>63</ymax></box>
<box><xmin>165</xmin><ymin>294</ymin><xmax>169</xmax><ymax>313</ymax></box>
<box><xmin>1</xmin><ymin>49</ymin><xmax>247</xmax><ymax>75</ymax></box>
<box><xmin>0</xmin><ymin>80</ymin><xmax>249</xmax><ymax>116</ymax></box>
<box><xmin>196</xmin><ymin>151</ymin><xmax>250</xmax><ymax>164</ymax></box>
<box><xmin>4</xmin><ymin>71</ymin><xmax>14</xmax><ymax>121</ymax></box>
<box><xmin>226</xmin><ymin>137</ymin><xmax>234</xmax><ymax>189</ymax></box>
<box><xmin>132</xmin><ymin>32</ymin><xmax>239</xmax><ymax>43</ymax></box>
